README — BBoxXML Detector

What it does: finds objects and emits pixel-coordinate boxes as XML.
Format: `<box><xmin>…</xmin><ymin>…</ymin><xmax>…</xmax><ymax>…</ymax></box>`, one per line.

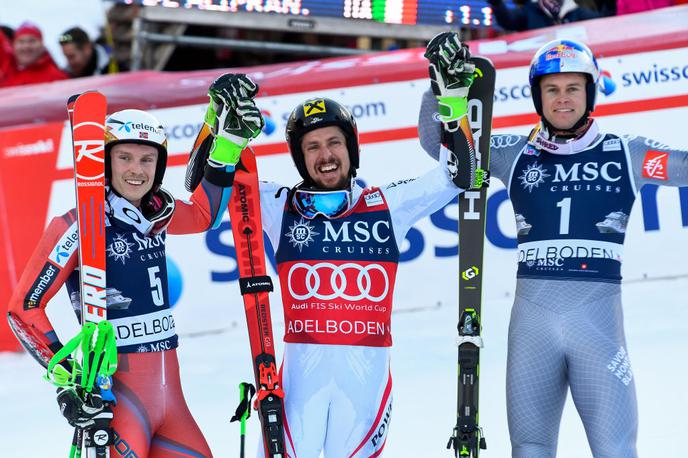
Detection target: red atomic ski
<box><xmin>228</xmin><ymin>147</ymin><xmax>286</xmax><ymax>458</ymax></box>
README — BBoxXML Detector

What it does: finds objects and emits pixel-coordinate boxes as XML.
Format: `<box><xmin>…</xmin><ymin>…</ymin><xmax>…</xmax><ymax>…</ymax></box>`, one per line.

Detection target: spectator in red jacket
<box><xmin>0</xmin><ymin>22</ymin><xmax>67</xmax><ymax>88</ymax></box>
<box><xmin>1</xmin><ymin>27</ymin><xmax>13</xmax><ymax>82</ymax></box>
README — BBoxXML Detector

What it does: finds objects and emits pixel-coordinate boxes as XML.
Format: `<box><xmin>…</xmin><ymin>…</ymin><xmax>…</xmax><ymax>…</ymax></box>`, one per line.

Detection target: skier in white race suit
<box><xmin>419</xmin><ymin>33</ymin><xmax>688</xmax><ymax>457</ymax></box>
<box><xmin>198</xmin><ymin>57</ymin><xmax>478</xmax><ymax>457</ymax></box>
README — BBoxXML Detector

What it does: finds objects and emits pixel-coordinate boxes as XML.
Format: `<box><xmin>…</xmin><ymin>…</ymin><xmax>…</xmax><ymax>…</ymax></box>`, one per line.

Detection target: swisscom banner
<box><xmin>1</xmin><ymin>46</ymin><xmax>687</xmax><ymax>349</ymax></box>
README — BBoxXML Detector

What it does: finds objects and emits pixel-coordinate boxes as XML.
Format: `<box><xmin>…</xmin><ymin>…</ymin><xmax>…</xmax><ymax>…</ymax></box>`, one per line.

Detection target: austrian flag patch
<box><xmin>642</xmin><ymin>151</ymin><xmax>668</xmax><ymax>181</ymax></box>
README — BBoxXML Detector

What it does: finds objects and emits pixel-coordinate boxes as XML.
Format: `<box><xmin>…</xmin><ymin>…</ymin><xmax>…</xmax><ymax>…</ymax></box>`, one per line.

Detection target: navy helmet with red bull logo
<box><xmin>529</xmin><ymin>40</ymin><xmax>600</xmax><ymax>122</ymax></box>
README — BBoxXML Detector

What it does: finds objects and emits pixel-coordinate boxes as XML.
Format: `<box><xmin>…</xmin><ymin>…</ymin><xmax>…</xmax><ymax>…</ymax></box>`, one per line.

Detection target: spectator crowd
<box><xmin>0</xmin><ymin>0</ymin><xmax>683</xmax><ymax>88</ymax></box>
<box><xmin>488</xmin><ymin>0</ymin><xmax>678</xmax><ymax>31</ymax></box>
<box><xmin>0</xmin><ymin>22</ymin><xmax>115</xmax><ymax>88</ymax></box>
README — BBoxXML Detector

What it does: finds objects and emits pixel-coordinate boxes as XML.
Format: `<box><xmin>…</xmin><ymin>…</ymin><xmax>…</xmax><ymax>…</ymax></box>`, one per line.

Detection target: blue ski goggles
<box><xmin>292</xmin><ymin>188</ymin><xmax>351</xmax><ymax>219</ymax></box>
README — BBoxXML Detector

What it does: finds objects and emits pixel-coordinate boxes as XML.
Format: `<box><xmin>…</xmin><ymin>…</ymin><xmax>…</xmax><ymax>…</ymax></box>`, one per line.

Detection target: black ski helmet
<box><xmin>285</xmin><ymin>98</ymin><xmax>359</xmax><ymax>183</ymax></box>
<box><xmin>104</xmin><ymin>109</ymin><xmax>168</xmax><ymax>190</ymax></box>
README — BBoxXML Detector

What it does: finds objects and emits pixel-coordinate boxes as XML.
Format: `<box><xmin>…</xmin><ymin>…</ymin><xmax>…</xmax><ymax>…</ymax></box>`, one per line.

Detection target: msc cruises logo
<box><xmin>107</xmin><ymin>233</ymin><xmax>135</xmax><ymax>264</ymax></box>
<box><xmin>518</xmin><ymin>162</ymin><xmax>550</xmax><ymax>192</ymax></box>
<box><xmin>285</xmin><ymin>218</ymin><xmax>319</xmax><ymax>252</ymax></box>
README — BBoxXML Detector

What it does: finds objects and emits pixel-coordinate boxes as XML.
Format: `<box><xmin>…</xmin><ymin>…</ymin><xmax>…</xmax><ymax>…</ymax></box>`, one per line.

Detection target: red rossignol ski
<box><xmin>69</xmin><ymin>92</ymin><xmax>108</xmax><ymax>324</ymax></box>
<box><xmin>228</xmin><ymin>148</ymin><xmax>286</xmax><ymax>458</ymax></box>
<box><xmin>62</xmin><ymin>92</ymin><xmax>117</xmax><ymax>458</ymax></box>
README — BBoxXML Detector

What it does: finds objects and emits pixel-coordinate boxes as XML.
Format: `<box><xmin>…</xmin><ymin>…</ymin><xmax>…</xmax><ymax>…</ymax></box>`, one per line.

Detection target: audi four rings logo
<box><xmin>490</xmin><ymin>135</ymin><xmax>521</xmax><ymax>149</ymax></box>
<box><xmin>288</xmin><ymin>262</ymin><xmax>390</xmax><ymax>301</ymax></box>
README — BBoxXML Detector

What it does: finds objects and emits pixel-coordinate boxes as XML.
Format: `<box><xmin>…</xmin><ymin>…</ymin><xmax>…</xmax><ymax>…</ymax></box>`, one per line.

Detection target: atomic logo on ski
<box><xmin>107</xmin><ymin>233</ymin><xmax>134</xmax><ymax>264</ymax></box>
<box><xmin>285</xmin><ymin>217</ymin><xmax>319</xmax><ymax>252</ymax></box>
<box><xmin>519</xmin><ymin>162</ymin><xmax>550</xmax><ymax>192</ymax></box>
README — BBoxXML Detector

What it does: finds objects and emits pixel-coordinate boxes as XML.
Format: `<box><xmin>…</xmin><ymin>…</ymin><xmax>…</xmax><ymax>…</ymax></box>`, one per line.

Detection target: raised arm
<box><xmin>625</xmin><ymin>135</ymin><xmax>688</xmax><ymax>189</ymax></box>
<box><xmin>170</xmin><ymin>74</ymin><xmax>264</xmax><ymax>235</ymax></box>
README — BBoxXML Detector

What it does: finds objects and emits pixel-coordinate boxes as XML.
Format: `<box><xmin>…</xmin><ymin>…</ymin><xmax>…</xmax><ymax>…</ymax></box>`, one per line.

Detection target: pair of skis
<box><xmin>44</xmin><ymin>92</ymin><xmax>117</xmax><ymax>458</ymax></box>
<box><xmin>441</xmin><ymin>58</ymin><xmax>496</xmax><ymax>457</ymax></box>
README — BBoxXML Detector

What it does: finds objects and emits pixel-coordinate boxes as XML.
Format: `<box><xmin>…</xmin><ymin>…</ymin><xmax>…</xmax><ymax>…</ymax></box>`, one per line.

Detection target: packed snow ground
<box><xmin>1</xmin><ymin>275</ymin><xmax>687</xmax><ymax>457</ymax></box>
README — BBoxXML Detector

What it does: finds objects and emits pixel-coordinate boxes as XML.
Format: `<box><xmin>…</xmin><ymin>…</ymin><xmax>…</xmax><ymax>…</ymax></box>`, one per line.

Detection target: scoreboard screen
<box><xmin>134</xmin><ymin>0</ymin><xmax>497</xmax><ymax>29</ymax></box>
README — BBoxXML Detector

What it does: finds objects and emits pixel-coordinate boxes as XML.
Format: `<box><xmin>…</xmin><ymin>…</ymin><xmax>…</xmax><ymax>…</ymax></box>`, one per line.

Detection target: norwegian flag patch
<box><xmin>139</xmin><ymin>131</ymin><xmax>149</xmax><ymax>139</ymax></box>
<box><xmin>642</xmin><ymin>151</ymin><xmax>668</xmax><ymax>181</ymax></box>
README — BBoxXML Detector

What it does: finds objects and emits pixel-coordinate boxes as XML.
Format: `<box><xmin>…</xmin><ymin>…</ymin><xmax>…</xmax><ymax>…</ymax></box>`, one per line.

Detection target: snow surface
<box><xmin>1</xmin><ymin>274</ymin><xmax>687</xmax><ymax>457</ymax></box>
<box><xmin>1</xmin><ymin>6</ymin><xmax>686</xmax><ymax>452</ymax></box>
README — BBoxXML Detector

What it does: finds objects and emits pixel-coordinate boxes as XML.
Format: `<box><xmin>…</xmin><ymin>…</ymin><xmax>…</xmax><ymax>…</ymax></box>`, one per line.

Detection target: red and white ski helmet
<box><xmin>104</xmin><ymin>109</ymin><xmax>168</xmax><ymax>189</ymax></box>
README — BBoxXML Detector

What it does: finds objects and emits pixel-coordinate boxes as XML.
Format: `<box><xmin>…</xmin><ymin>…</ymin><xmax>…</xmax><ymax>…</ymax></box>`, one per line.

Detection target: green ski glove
<box><xmin>424</xmin><ymin>32</ymin><xmax>476</xmax><ymax>129</ymax></box>
<box><xmin>204</xmin><ymin>73</ymin><xmax>264</xmax><ymax>167</ymax></box>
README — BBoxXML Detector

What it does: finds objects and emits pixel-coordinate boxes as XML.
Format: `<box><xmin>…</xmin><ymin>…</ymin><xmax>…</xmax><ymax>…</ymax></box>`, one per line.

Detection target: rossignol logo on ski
<box><xmin>73</xmin><ymin>120</ymin><xmax>105</xmax><ymax>181</ymax></box>
<box><xmin>461</xmin><ymin>266</ymin><xmax>480</xmax><ymax>281</ymax></box>
<box><xmin>93</xmin><ymin>430</ymin><xmax>110</xmax><ymax>446</ymax></box>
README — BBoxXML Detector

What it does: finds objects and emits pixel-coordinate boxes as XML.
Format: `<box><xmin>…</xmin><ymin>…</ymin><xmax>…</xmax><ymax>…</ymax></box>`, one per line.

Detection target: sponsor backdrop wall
<box><xmin>1</xmin><ymin>9</ymin><xmax>687</xmax><ymax>355</ymax></box>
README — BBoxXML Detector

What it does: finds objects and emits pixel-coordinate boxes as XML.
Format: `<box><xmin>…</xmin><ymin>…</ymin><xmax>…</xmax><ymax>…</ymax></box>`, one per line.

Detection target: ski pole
<box><xmin>231</xmin><ymin>382</ymin><xmax>256</xmax><ymax>458</ymax></box>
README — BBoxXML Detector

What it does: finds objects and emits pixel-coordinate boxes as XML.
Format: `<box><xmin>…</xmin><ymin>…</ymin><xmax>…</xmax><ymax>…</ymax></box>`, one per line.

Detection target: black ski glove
<box><xmin>56</xmin><ymin>386</ymin><xmax>111</xmax><ymax>429</ymax></box>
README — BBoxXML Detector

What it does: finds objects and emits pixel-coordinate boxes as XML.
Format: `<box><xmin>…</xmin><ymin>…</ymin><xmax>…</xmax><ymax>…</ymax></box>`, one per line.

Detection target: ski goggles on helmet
<box><xmin>292</xmin><ymin>188</ymin><xmax>351</xmax><ymax>220</ymax></box>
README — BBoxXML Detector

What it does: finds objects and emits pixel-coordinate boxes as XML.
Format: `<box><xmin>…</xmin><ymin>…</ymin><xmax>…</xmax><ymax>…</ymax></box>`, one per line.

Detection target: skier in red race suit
<box><xmin>7</xmin><ymin>76</ymin><xmax>263</xmax><ymax>457</ymax></box>
<box><xmin>191</xmin><ymin>65</ymin><xmax>478</xmax><ymax>455</ymax></box>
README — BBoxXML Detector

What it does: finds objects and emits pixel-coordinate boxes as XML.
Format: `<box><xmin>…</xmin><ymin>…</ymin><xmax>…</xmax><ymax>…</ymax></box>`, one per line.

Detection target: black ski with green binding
<box><xmin>447</xmin><ymin>57</ymin><xmax>496</xmax><ymax>458</ymax></box>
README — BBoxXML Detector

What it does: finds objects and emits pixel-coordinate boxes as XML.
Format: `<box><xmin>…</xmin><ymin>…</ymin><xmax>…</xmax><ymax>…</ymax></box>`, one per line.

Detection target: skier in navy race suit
<box><xmin>419</xmin><ymin>33</ymin><xmax>688</xmax><ymax>457</ymax></box>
